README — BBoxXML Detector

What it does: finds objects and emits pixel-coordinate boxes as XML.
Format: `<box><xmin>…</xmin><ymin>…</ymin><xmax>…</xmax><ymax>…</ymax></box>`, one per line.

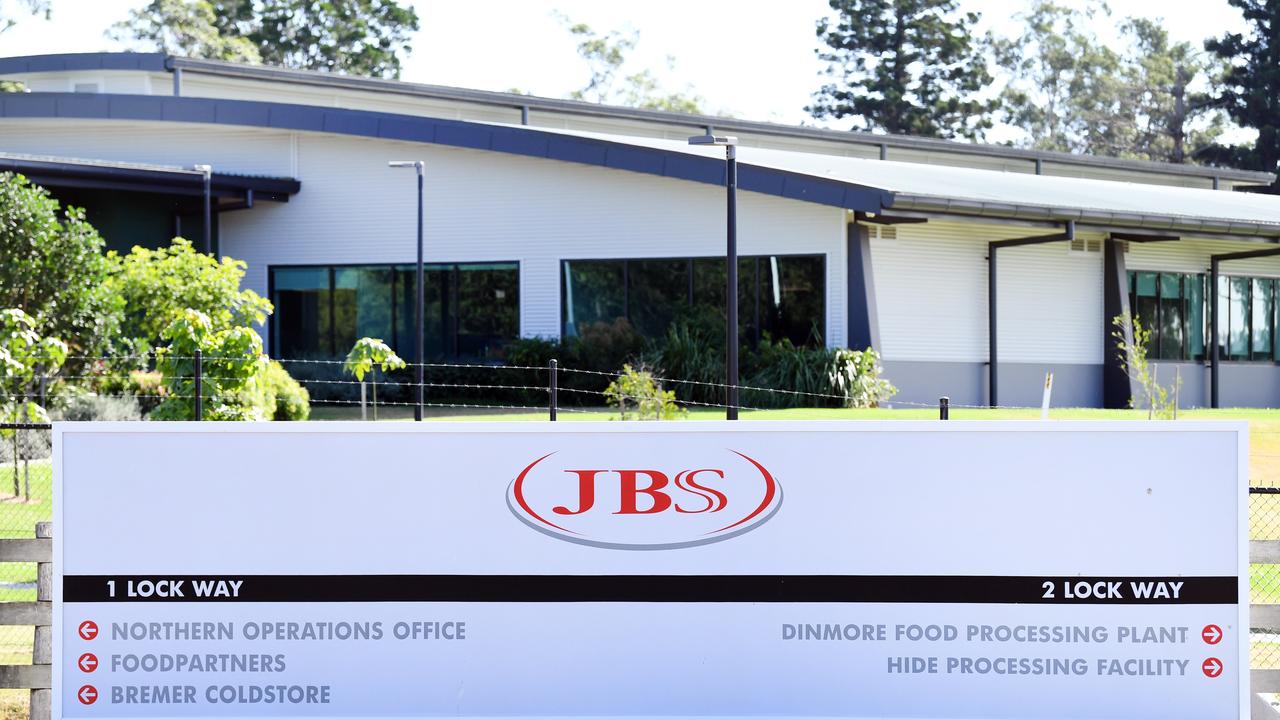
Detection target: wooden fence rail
<box><xmin>0</xmin><ymin>523</ymin><xmax>51</xmax><ymax>720</ymax></box>
<box><xmin>1</xmin><ymin>530</ymin><xmax>1280</xmax><ymax>718</ymax></box>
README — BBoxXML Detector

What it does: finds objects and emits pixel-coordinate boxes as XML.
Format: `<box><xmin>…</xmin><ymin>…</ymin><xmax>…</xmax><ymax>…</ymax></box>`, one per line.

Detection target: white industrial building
<box><xmin>2</xmin><ymin>52</ymin><xmax>1280</xmax><ymax>408</ymax></box>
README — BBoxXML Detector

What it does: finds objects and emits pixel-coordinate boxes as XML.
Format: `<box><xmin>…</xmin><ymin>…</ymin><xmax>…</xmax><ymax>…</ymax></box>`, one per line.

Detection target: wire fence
<box><xmin>14</xmin><ymin>355</ymin><xmax>1280</xmax><ymax>667</ymax></box>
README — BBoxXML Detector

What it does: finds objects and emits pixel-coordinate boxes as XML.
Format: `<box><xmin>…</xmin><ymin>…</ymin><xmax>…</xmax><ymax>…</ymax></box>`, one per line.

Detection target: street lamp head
<box><xmin>388</xmin><ymin>160</ymin><xmax>425</xmax><ymax>173</ymax></box>
<box><xmin>687</xmin><ymin>134</ymin><xmax>738</xmax><ymax>147</ymax></box>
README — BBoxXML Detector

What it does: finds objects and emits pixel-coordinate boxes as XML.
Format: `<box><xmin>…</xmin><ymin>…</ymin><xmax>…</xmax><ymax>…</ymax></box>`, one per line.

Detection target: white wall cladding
<box><xmin>220</xmin><ymin>133</ymin><xmax>847</xmax><ymax>349</ymax></box>
<box><xmin>1127</xmin><ymin>237</ymin><xmax>1280</xmax><ymax>278</ymax></box>
<box><xmin>0</xmin><ymin>119</ymin><xmax>294</xmax><ymax>176</ymax></box>
<box><xmin>870</xmin><ymin>221</ymin><xmax>1102</xmax><ymax>364</ymax></box>
<box><xmin>2</xmin><ymin>118</ymin><xmax>846</xmax><ymax>351</ymax></box>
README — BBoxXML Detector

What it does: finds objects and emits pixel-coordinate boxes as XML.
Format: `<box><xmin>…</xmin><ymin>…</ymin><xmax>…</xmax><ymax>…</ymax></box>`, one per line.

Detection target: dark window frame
<box><xmin>559</xmin><ymin>253</ymin><xmax>827</xmax><ymax>346</ymax></box>
<box><xmin>1128</xmin><ymin>269</ymin><xmax>1280</xmax><ymax>365</ymax></box>
<box><xmin>268</xmin><ymin>260</ymin><xmax>521</xmax><ymax>362</ymax></box>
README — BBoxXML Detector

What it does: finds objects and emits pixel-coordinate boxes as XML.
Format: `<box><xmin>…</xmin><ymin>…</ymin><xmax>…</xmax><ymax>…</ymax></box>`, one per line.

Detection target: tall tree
<box><xmin>109</xmin><ymin>0</ymin><xmax>259</xmax><ymax>64</ymax></box>
<box><xmin>558</xmin><ymin>15</ymin><xmax>704</xmax><ymax>114</ymax></box>
<box><xmin>998</xmin><ymin>3</ymin><xmax>1225</xmax><ymax>162</ymax></box>
<box><xmin>0</xmin><ymin>173</ymin><xmax>121</xmax><ymax>361</ymax></box>
<box><xmin>1122</xmin><ymin>18</ymin><xmax>1224</xmax><ymax>164</ymax></box>
<box><xmin>1202</xmin><ymin>0</ymin><xmax>1280</xmax><ymax>186</ymax></box>
<box><xmin>112</xmin><ymin>0</ymin><xmax>419</xmax><ymax>79</ymax></box>
<box><xmin>807</xmin><ymin>0</ymin><xmax>998</xmax><ymax>140</ymax></box>
<box><xmin>995</xmin><ymin>2</ymin><xmax>1128</xmax><ymax>155</ymax></box>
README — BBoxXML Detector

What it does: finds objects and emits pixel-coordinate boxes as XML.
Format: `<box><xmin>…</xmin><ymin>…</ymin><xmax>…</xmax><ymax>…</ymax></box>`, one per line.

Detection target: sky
<box><xmin>0</xmin><ymin>0</ymin><xmax>1254</xmax><ymax>140</ymax></box>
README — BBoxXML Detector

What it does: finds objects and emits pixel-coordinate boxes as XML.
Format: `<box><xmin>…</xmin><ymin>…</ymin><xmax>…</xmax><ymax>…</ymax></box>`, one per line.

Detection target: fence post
<box><xmin>939</xmin><ymin>397</ymin><xmax>950</xmax><ymax>420</ymax></box>
<box><xmin>30</xmin><ymin>521</ymin><xmax>51</xmax><ymax>720</ymax></box>
<box><xmin>549</xmin><ymin>359</ymin><xmax>558</xmax><ymax>422</ymax></box>
<box><xmin>193</xmin><ymin>349</ymin><xmax>203</xmax><ymax>421</ymax></box>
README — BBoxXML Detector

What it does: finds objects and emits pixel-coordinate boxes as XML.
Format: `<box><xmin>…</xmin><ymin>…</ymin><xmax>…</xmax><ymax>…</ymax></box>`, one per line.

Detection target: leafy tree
<box><xmin>0</xmin><ymin>174</ymin><xmax>122</xmax><ymax>361</ymax></box>
<box><xmin>558</xmin><ymin>14</ymin><xmax>704</xmax><ymax>114</ymax></box>
<box><xmin>106</xmin><ymin>237</ymin><xmax>272</xmax><ymax>355</ymax></box>
<box><xmin>152</xmin><ymin>309</ymin><xmax>268</xmax><ymax>421</ymax></box>
<box><xmin>112</xmin><ymin>0</ymin><xmax>420</xmax><ymax>79</ymax></box>
<box><xmin>1202</xmin><ymin>0</ymin><xmax>1280</xmax><ymax>186</ymax></box>
<box><xmin>343</xmin><ymin>337</ymin><xmax>405</xmax><ymax>420</ymax></box>
<box><xmin>109</xmin><ymin>0</ymin><xmax>260</xmax><ymax>63</ymax></box>
<box><xmin>808</xmin><ymin>0</ymin><xmax>998</xmax><ymax>140</ymax></box>
<box><xmin>1123</xmin><ymin>18</ymin><xmax>1225</xmax><ymax>163</ymax></box>
<box><xmin>995</xmin><ymin>2</ymin><xmax>1127</xmax><ymax>154</ymax></box>
<box><xmin>998</xmin><ymin>3</ymin><xmax>1225</xmax><ymax>162</ymax></box>
<box><xmin>0</xmin><ymin>309</ymin><xmax>66</xmax><ymax>496</ymax></box>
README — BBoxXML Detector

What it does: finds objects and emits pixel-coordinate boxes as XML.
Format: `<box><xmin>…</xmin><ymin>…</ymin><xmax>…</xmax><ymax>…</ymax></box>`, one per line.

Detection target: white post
<box><xmin>1040</xmin><ymin>372</ymin><xmax>1053</xmax><ymax>420</ymax></box>
<box><xmin>360</xmin><ymin>382</ymin><xmax>367</xmax><ymax>421</ymax></box>
<box><xmin>1173</xmin><ymin>366</ymin><xmax>1180</xmax><ymax>420</ymax></box>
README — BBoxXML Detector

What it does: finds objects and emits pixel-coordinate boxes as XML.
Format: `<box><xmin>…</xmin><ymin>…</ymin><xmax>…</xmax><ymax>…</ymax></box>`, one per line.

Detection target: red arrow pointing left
<box><xmin>77</xmin><ymin>621</ymin><xmax>98</xmax><ymax>641</ymax></box>
<box><xmin>77</xmin><ymin>653</ymin><xmax>98</xmax><ymax>673</ymax></box>
<box><xmin>77</xmin><ymin>685</ymin><xmax>98</xmax><ymax>705</ymax></box>
<box><xmin>1202</xmin><ymin>658</ymin><xmax>1223</xmax><ymax>678</ymax></box>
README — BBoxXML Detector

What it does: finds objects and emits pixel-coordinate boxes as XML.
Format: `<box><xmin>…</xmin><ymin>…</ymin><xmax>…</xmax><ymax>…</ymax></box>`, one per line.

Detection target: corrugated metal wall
<box><xmin>225</xmin><ymin>132</ymin><xmax>847</xmax><ymax>348</ymax></box>
<box><xmin>869</xmin><ymin>221</ymin><xmax>1103</xmax><ymax>365</ymax></box>
<box><xmin>0</xmin><ymin>118</ymin><xmax>846</xmax><ymax>352</ymax></box>
<box><xmin>1128</xmin><ymin>237</ymin><xmax>1280</xmax><ymax>277</ymax></box>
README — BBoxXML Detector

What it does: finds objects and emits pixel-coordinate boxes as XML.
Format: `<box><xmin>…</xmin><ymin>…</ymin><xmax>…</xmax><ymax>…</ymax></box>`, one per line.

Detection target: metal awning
<box><xmin>0</xmin><ymin>152</ymin><xmax>300</xmax><ymax>202</ymax></box>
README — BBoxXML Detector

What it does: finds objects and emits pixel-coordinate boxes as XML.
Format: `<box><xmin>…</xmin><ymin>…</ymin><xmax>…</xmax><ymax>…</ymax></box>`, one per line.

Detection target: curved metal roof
<box><xmin>0</xmin><ymin>51</ymin><xmax>1273</xmax><ymax>186</ymax></box>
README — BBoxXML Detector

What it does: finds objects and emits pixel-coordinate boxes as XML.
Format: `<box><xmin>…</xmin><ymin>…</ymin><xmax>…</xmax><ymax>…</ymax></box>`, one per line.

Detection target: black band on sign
<box><xmin>61</xmin><ymin>575</ymin><xmax>1238</xmax><ymax>604</ymax></box>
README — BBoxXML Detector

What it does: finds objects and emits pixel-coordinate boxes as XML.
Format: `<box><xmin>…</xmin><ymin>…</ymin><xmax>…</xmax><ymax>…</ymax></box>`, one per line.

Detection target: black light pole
<box><xmin>688</xmin><ymin>134</ymin><xmax>740</xmax><ymax>419</ymax></box>
<box><xmin>390</xmin><ymin>160</ymin><xmax>426</xmax><ymax>421</ymax></box>
<box><xmin>194</xmin><ymin>164</ymin><xmax>212</xmax><ymax>255</ymax></box>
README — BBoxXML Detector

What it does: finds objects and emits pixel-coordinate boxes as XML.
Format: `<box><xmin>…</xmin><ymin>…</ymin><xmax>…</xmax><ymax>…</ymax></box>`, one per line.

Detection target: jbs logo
<box><xmin>507</xmin><ymin>450</ymin><xmax>781</xmax><ymax>549</ymax></box>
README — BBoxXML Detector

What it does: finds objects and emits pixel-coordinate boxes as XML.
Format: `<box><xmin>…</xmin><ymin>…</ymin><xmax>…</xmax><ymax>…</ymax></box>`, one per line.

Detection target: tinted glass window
<box><xmin>273</xmin><ymin>263</ymin><xmax>519</xmax><ymax>361</ymax></box>
<box><xmin>563</xmin><ymin>260</ymin><xmax>625</xmax><ymax>337</ymax></box>
<box><xmin>273</xmin><ymin>267</ymin><xmax>332</xmax><ymax>358</ymax></box>
<box><xmin>628</xmin><ymin>259</ymin><xmax>689</xmax><ymax>337</ymax></box>
<box><xmin>563</xmin><ymin>254</ymin><xmax>826</xmax><ymax>347</ymax></box>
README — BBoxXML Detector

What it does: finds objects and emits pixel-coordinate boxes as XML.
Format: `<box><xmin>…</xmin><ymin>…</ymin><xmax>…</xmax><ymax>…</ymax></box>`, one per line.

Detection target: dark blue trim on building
<box><xmin>846</xmin><ymin>223</ymin><xmax>879</xmax><ymax>351</ymax></box>
<box><xmin>0</xmin><ymin>52</ymin><xmax>167</xmax><ymax>74</ymax></box>
<box><xmin>0</xmin><ymin>93</ymin><xmax>893</xmax><ymax>213</ymax></box>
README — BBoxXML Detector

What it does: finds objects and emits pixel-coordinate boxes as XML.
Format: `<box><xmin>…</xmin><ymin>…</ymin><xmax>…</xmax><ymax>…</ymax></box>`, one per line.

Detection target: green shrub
<box><xmin>828</xmin><ymin>347</ymin><xmax>897</xmax><ymax>408</ymax></box>
<box><xmin>263</xmin><ymin>360</ymin><xmax>310</xmax><ymax>421</ymax></box>
<box><xmin>652</xmin><ymin>322</ymin><xmax>723</xmax><ymax>405</ymax></box>
<box><xmin>152</xmin><ymin>309</ymin><xmax>268</xmax><ymax>421</ymax></box>
<box><xmin>744</xmin><ymin>340</ymin><xmax>896</xmax><ymax>409</ymax></box>
<box><xmin>127</xmin><ymin>370</ymin><xmax>166</xmax><ymax>413</ymax></box>
<box><xmin>52</xmin><ymin>393</ymin><xmax>142</xmax><ymax>422</ymax></box>
<box><xmin>604</xmin><ymin>364</ymin><xmax>686</xmax><ymax>421</ymax></box>
<box><xmin>569</xmin><ymin>319</ymin><xmax>644</xmax><ymax>374</ymax></box>
<box><xmin>503</xmin><ymin>336</ymin><xmax>560</xmax><ymax>368</ymax></box>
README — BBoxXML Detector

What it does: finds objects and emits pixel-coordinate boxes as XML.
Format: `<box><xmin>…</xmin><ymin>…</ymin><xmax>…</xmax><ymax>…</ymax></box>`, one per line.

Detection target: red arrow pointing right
<box><xmin>1202</xmin><ymin>624</ymin><xmax>1223</xmax><ymax>645</ymax></box>
<box><xmin>1202</xmin><ymin>658</ymin><xmax>1223</xmax><ymax>678</ymax></box>
<box><xmin>77</xmin><ymin>685</ymin><xmax>98</xmax><ymax>705</ymax></box>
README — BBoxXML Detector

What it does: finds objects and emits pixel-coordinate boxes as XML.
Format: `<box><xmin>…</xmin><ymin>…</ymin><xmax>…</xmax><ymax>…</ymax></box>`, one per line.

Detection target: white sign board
<box><xmin>53</xmin><ymin>421</ymin><xmax>1247</xmax><ymax>719</ymax></box>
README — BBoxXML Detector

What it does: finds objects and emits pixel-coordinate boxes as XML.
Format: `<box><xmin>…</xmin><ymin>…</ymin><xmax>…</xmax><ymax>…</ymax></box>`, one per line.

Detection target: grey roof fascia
<box><xmin>3</xmin><ymin>52</ymin><xmax>1271</xmax><ymax>184</ymax></box>
<box><xmin>0</xmin><ymin>52</ymin><xmax>167</xmax><ymax>74</ymax></box>
<box><xmin>890</xmin><ymin>193</ymin><xmax>1280</xmax><ymax>239</ymax></box>
<box><xmin>161</xmin><ymin>55</ymin><xmax>1276</xmax><ymax>186</ymax></box>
